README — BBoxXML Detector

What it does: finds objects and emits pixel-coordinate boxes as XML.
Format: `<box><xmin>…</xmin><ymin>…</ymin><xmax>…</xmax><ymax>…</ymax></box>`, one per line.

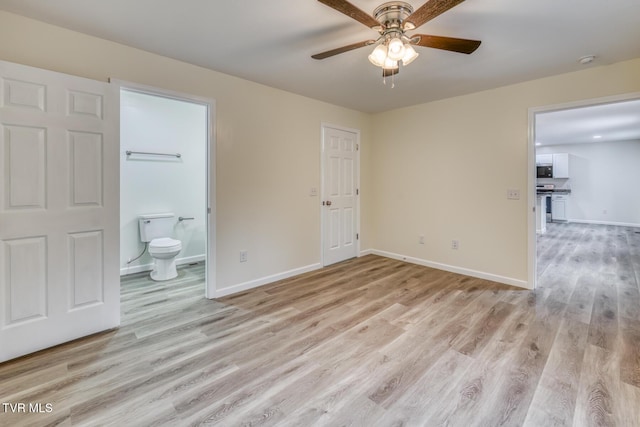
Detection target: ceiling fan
<box><xmin>312</xmin><ymin>0</ymin><xmax>481</xmax><ymax>77</ymax></box>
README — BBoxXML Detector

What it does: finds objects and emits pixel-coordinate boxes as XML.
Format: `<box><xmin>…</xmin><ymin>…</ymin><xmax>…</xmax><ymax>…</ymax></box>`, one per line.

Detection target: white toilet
<box><xmin>138</xmin><ymin>213</ymin><xmax>182</xmax><ymax>281</ymax></box>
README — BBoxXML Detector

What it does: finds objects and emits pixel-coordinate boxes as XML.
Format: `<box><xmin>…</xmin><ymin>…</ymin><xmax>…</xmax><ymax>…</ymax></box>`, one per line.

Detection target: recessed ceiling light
<box><xmin>579</xmin><ymin>55</ymin><xmax>596</xmax><ymax>65</ymax></box>
<box><xmin>593</xmin><ymin>135</ymin><xmax>602</xmax><ymax>139</ymax></box>
<box><xmin>535</xmin><ymin>142</ymin><xmax>541</xmax><ymax>146</ymax></box>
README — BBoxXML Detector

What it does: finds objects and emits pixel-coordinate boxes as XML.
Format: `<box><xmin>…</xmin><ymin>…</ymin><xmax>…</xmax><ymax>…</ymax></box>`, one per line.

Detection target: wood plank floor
<box><xmin>1</xmin><ymin>222</ymin><xmax>639</xmax><ymax>426</ymax></box>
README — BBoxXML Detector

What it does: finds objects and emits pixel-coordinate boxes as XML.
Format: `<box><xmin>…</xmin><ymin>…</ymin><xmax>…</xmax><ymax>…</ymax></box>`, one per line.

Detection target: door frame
<box><xmin>320</xmin><ymin>122</ymin><xmax>361</xmax><ymax>266</ymax></box>
<box><xmin>112</xmin><ymin>79</ymin><xmax>217</xmax><ymax>298</ymax></box>
<box><xmin>527</xmin><ymin>91</ymin><xmax>640</xmax><ymax>289</ymax></box>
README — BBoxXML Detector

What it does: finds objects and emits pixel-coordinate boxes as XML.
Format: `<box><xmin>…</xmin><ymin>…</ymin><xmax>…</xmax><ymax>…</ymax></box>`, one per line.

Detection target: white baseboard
<box><xmin>568</xmin><ymin>219</ymin><xmax>640</xmax><ymax>228</ymax></box>
<box><xmin>122</xmin><ymin>248</ymin><xmax>529</xmax><ymax>295</ymax></box>
<box><xmin>120</xmin><ymin>254</ymin><xmax>206</xmax><ymax>276</ymax></box>
<box><xmin>212</xmin><ymin>263</ymin><xmax>323</xmax><ymax>298</ymax></box>
<box><xmin>370</xmin><ymin>249</ymin><xmax>531</xmax><ymax>290</ymax></box>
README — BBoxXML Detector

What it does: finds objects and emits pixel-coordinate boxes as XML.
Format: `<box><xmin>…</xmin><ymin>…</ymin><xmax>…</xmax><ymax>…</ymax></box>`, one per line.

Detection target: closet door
<box><xmin>0</xmin><ymin>60</ymin><xmax>119</xmax><ymax>362</ymax></box>
<box><xmin>322</xmin><ymin>125</ymin><xmax>359</xmax><ymax>266</ymax></box>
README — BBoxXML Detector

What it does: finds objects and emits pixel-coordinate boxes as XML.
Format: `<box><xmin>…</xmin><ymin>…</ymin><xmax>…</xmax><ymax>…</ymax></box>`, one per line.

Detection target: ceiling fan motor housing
<box><xmin>373</xmin><ymin>1</ymin><xmax>415</xmax><ymax>30</ymax></box>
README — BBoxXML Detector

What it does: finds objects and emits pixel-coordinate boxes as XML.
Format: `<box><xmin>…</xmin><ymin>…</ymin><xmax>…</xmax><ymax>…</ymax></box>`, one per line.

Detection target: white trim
<box><xmin>320</xmin><ymin>122</ymin><xmax>361</xmax><ymax>267</ymax></box>
<box><xmin>528</xmin><ymin>91</ymin><xmax>640</xmax><ymax>290</ymax></box>
<box><xmin>371</xmin><ymin>249</ymin><xmax>530</xmax><ymax>290</ymax></box>
<box><xmin>110</xmin><ymin>79</ymin><xmax>215</xmax><ymax>105</ymax></box>
<box><xmin>528</xmin><ymin>92</ymin><xmax>640</xmax><ymax>116</ymax></box>
<box><xmin>110</xmin><ymin>79</ymin><xmax>217</xmax><ymax>298</ymax></box>
<box><xmin>527</xmin><ymin>107</ymin><xmax>537</xmax><ymax>291</ymax></box>
<box><xmin>212</xmin><ymin>263</ymin><xmax>323</xmax><ymax>298</ymax></box>
<box><xmin>120</xmin><ymin>254</ymin><xmax>206</xmax><ymax>276</ymax></box>
<box><xmin>205</xmin><ymin>244</ymin><xmax>531</xmax><ymax>298</ymax></box>
<box><xmin>568</xmin><ymin>219</ymin><xmax>640</xmax><ymax>228</ymax></box>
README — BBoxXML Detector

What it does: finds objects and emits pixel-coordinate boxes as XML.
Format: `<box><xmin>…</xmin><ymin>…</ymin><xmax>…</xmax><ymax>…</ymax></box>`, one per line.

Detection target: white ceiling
<box><xmin>535</xmin><ymin>99</ymin><xmax>640</xmax><ymax>146</ymax></box>
<box><xmin>1</xmin><ymin>0</ymin><xmax>640</xmax><ymax>114</ymax></box>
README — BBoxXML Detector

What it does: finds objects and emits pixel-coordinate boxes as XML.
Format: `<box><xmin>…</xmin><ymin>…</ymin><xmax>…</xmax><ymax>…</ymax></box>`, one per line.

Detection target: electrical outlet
<box><xmin>309</xmin><ymin>187</ymin><xmax>318</xmax><ymax>196</ymax></box>
<box><xmin>507</xmin><ymin>189</ymin><xmax>520</xmax><ymax>200</ymax></box>
<box><xmin>419</xmin><ymin>235</ymin><xmax>425</xmax><ymax>244</ymax></box>
<box><xmin>240</xmin><ymin>250</ymin><xmax>248</xmax><ymax>263</ymax></box>
<box><xmin>451</xmin><ymin>240</ymin><xmax>459</xmax><ymax>250</ymax></box>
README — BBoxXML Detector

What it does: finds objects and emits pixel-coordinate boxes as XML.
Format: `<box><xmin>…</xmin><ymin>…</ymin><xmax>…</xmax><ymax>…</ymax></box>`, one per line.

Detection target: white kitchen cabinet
<box><xmin>553</xmin><ymin>153</ymin><xmax>569</xmax><ymax>178</ymax></box>
<box><xmin>551</xmin><ymin>194</ymin><xmax>568</xmax><ymax>221</ymax></box>
<box><xmin>536</xmin><ymin>154</ymin><xmax>553</xmax><ymax>165</ymax></box>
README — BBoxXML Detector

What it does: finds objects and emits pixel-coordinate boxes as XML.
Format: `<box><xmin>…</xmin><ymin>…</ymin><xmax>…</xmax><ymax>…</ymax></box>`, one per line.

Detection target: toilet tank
<box><xmin>138</xmin><ymin>213</ymin><xmax>175</xmax><ymax>242</ymax></box>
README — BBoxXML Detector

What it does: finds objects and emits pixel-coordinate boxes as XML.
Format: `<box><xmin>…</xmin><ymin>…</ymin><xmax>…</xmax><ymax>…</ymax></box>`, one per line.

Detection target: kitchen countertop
<box><xmin>536</xmin><ymin>189</ymin><xmax>571</xmax><ymax>195</ymax></box>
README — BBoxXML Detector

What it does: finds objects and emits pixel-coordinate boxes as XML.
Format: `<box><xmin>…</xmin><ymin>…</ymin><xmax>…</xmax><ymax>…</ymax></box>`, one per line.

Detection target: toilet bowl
<box><xmin>148</xmin><ymin>237</ymin><xmax>182</xmax><ymax>281</ymax></box>
<box><xmin>138</xmin><ymin>213</ymin><xmax>183</xmax><ymax>281</ymax></box>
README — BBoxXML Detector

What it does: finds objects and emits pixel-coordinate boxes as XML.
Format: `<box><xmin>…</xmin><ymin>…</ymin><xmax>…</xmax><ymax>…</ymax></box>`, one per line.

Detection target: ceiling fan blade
<box><xmin>318</xmin><ymin>0</ymin><xmax>380</xmax><ymax>28</ymax></box>
<box><xmin>412</xmin><ymin>34</ymin><xmax>481</xmax><ymax>54</ymax></box>
<box><xmin>404</xmin><ymin>0</ymin><xmax>466</xmax><ymax>29</ymax></box>
<box><xmin>312</xmin><ymin>40</ymin><xmax>376</xmax><ymax>60</ymax></box>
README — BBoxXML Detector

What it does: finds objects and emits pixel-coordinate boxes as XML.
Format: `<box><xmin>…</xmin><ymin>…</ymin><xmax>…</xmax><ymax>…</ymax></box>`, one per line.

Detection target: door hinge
<box><xmin>356</xmin><ymin>233</ymin><xmax>359</xmax><ymax>240</ymax></box>
<box><xmin>356</xmin><ymin>188</ymin><xmax>359</xmax><ymax>195</ymax></box>
<box><xmin>356</xmin><ymin>144</ymin><xmax>359</xmax><ymax>151</ymax></box>
<box><xmin>208</xmin><ymin>207</ymin><xmax>211</xmax><ymax>214</ymax></box>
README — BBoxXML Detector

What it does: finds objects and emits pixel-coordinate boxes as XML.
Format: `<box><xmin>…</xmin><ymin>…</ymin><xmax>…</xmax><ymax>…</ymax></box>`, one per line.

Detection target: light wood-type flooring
<box><xmin>1</xmin><ymin>222</ymin><xmax>639</xmax><ymax>426</ymax></box>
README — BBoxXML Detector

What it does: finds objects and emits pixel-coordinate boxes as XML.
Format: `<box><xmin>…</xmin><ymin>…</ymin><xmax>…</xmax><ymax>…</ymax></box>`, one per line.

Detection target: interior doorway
<box><xmin>117</xmin><ymin>82</ymin><xmax>216</xmax><ymax>297</ymax></box>
<box><xmin>528</xmin><ymin>93</ymin><xmax>640</xmax><ymax>289</ymax></box>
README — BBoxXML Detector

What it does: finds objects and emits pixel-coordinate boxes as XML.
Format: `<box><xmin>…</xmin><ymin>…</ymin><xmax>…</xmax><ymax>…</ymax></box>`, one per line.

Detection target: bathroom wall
<box><xmin>120</xmin><ymin>90</ymin><xmax>207</xmax><ymax>274</ymax></box>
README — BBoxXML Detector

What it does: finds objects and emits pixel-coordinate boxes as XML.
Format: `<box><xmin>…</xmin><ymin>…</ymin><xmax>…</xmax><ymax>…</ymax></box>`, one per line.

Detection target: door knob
<box><xmin>326</xmin><ymin>201</ymin><xmax>332</xmax><ymax>206</ymax></box>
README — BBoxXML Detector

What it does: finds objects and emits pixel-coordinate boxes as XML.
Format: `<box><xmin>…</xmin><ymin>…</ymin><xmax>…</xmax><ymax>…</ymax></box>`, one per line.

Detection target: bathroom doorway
<box><xmin>117</xmin><ymin>82</ymin><xmax>216</xmax><ymax>297</ymax></box>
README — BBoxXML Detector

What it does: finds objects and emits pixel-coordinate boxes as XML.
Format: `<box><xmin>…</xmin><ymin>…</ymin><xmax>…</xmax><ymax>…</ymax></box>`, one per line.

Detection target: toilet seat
<box><xmin>149</xmin><ymin>237</ymin><xmax>182</xmax><ymax>253</ymax></box>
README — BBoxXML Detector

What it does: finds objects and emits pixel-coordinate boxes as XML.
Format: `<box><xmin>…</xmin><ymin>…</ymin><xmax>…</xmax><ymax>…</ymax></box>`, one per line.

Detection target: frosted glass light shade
<box><xmin>401</xmin><ymin>44</ymin><xmax>419</xmax><ymax>65</ymax></box>
<box><xmin>387</xmin><ymin>37</ymin><xmax>406</xmax><ymax>61</ymax></box>
<box><xmin>383</xmin><ymin>57</ymin><xmax>398</xmax><ymax>70</ymax></box>
<box><xmin>368</xmin><ymin>44</ymin><xmax>388</xmax><ymax>67</ymax></box>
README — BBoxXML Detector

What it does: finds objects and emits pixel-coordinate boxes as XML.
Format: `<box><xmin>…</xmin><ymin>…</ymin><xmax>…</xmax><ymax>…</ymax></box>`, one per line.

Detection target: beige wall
<box><xmin>371</xmin><ymin>58</ymin><xmax>640</xmax><ymax>286</ymax></box>
<box><xmin>0</xmin><ymin>11</ymin><xmax>373</xmax><ymax>293</ymax></box>
<box><xmin>2</xmin><ymin>10</ymin><xmax>640</xmax><ymax>292</ymax></box>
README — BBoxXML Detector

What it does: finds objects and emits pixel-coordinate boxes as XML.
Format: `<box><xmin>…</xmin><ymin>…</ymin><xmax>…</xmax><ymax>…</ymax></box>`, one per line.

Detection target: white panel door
<box><xmin>322</xmin><ymin>126</ymin><xmax>358</xmax><ymax>266</ymax></box>
<box><xmin>0</xmin><ymin>60</ymin><xmax>119</xmax><ymax>362</ymax></box>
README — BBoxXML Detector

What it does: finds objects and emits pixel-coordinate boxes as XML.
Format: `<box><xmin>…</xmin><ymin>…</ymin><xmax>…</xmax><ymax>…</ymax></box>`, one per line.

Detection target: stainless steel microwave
<box><xmin>537</xmin><ymin>165</ymin><xmax>553</xmax><ymax>178</ymax></box>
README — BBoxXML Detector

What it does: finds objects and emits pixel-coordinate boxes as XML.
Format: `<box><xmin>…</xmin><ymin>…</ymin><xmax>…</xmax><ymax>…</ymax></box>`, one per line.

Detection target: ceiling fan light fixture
<box><xmin>368</xmin><ymin>44</ymin><xmax>388</xmax><ymax>67</ymax></box>
<box><xmin>383</xmin><ymin>57</ymin><xmax>398</xmax><ymax>70</ymax></box>
<box><xmin>401</xmin><ymin>44</ymin><xmax>418</xmax><ymax>65</ymax></box>
<box><xmin>312</xmin><ymin>0</ymin><xmax>484</xmax><ymax>84</ymax></box>
<box><xmin>387</xmin><ymin>37</ymin><xmax>406</xmax><ymax>60</ymax></box>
